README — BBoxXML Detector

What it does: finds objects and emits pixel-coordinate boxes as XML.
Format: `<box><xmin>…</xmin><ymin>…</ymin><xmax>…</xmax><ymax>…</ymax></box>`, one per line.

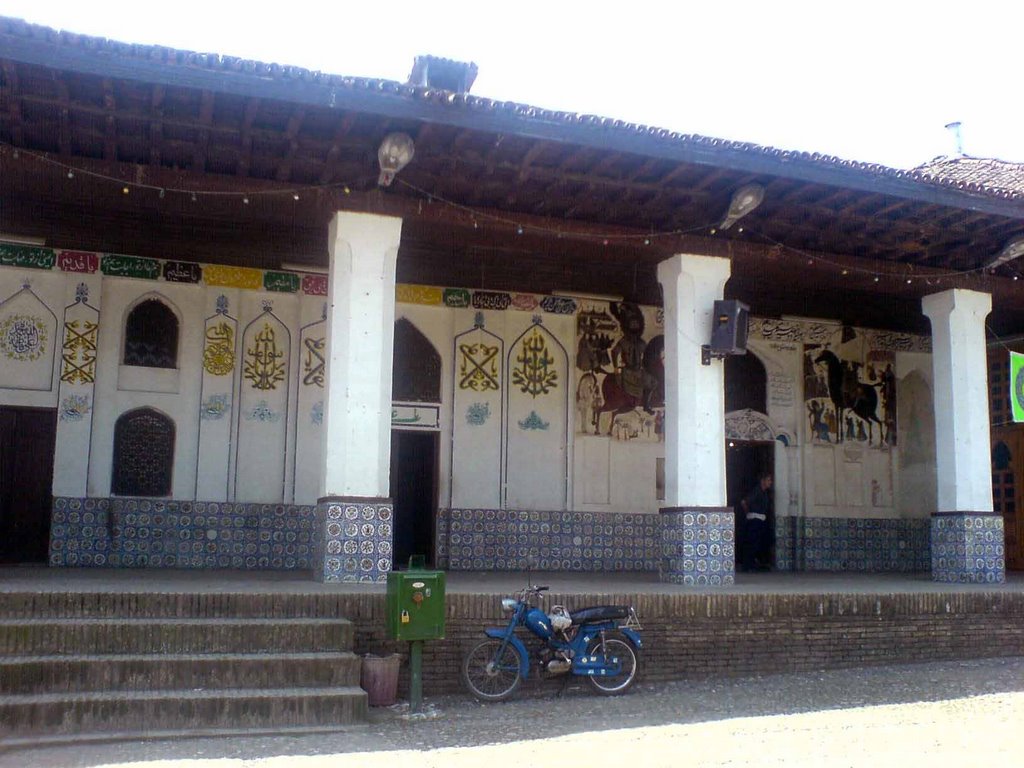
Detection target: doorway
<box><xmin>0</xmin><ymin>406</ymin><xmax>57</xmax><ymax>564</ymax></box>
<box><xmin>390</xmin><ymin>430</ymin><xmax>438</xmax><ymax>569</ymax></box>
<box><xmin>727</xmin><ymin>441</ymin><xmax>774</xmax><ymax>570</ymax></box>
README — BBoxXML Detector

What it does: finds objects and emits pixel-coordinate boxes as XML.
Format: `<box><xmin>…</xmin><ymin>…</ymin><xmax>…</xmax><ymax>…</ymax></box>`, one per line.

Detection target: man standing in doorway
<box><xmin>740</xmin><ymin>472</ymin><xmax>773</xmax><ymax>571</ymax></box>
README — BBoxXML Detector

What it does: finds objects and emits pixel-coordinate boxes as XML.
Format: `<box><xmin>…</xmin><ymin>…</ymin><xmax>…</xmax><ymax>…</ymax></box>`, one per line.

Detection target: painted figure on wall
<box><xmin>804</xmin><ymin>342</ymin><xmax>895</xmax><ymax>447</ymax></box>
<box><xmin>575</xmin><ymin>302</ymin><xmax>665</xmax><ymax>439</ymax></box>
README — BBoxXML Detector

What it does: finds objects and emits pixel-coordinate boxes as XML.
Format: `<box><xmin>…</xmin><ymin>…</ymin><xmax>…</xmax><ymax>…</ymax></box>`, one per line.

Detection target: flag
<box><xmin>1011</xmin><ymin>351</ymin><xmax>1024</xmax><ymax>423</ymax></box>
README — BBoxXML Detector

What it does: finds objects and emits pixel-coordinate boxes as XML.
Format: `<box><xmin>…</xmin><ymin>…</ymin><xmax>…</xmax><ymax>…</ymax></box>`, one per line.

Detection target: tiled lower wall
<box><xmin>436</xmin><ymin>508</ymin><xmax>661</xmax><ymax>571</ymax></box>
<box><xmin>49</xmin><ymin>497</ymin><xmax>317</xmax><ymax>569</ymax></box>
<box><xmin>775</xmin><ymin>516</ymin><xmax>931</xmax><ymax>572</ymax></box>
<box><xmin>931</xmin><ymin>514</ymin><xmax>1005</xmax><ymax>584</ymax></box>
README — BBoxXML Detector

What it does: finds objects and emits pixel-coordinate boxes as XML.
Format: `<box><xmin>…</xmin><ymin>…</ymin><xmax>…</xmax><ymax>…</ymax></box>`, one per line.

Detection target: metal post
<box><xmin>410</xmin><ymin>639</ymin><xmax>423</xmax><ymax>712</ymax></box>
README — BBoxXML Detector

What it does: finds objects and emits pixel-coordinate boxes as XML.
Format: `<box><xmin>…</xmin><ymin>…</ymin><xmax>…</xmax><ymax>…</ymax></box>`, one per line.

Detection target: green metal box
<box><xmin>386</xmin><ymin>566</ymin><xmax>446</xmax><ymax>641</ymax></box>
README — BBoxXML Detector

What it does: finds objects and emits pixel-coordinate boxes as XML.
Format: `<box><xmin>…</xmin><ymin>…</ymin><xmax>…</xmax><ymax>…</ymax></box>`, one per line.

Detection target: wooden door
<box><xmin>992</xmin><ymin>428</ymin><xmax>1024</xmax><ymax>571</ymax></box>
<box><xmin>0</xmin><ymin>407</ymin><xmax>57</xmax><ymax>563</ymax></box>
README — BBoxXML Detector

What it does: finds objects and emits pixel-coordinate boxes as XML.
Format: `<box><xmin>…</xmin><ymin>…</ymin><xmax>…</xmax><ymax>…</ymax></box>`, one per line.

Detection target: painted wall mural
<box><xmin>195</xmin><ymin>295</ymin><xmax>238</xmax><ymax>502</ymax></box>
<box><xmin>302</xmin><ymin>336</ymin><xmax>325</xmax><ymax>387</ymax></box>
<box><xmin>59</xmin><ymin>394</ymin><xmax>91</xmax><ymax>422</ymax></box>
<box><xmin>0</xmin><ymin>314</ymin><xmax>48</xmax><ymax>360</ymax></box>
<box><xmin>804</xmin><ymin>339</ymin><xmax>897</xmax><ymax>448</ymax></box>
<box><xmin>575</xmin><ymin>301</ymin><xmax>664</xmax><ymax>441</ymax></box>
<box><xmin>61</xmin><ymin>318</ymin><xmax>98</xmax><ymax>384</ymax></box>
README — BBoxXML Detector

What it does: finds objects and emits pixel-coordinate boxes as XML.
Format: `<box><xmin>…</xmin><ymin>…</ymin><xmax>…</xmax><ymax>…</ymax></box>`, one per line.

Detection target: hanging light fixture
<box><xmin>377</xmin><ymin>132</ymin><xmax>415</xmax><ymax>186</ymax></box>
<box><xmin>719</xmin><ymin>183</ymin><xmax>765</xmax><ymax>230</ymax></box>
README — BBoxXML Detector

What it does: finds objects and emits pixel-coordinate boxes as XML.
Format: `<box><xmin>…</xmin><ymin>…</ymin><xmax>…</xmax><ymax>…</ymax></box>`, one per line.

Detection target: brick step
<box><xmin>0</xmin><ymin>591</ymin><xmax>371</xmax><ymax>619</ymax></box>
<box><xmin>0</xmin><ymin>651</ymin><xmax>362</xmax><ymax>694</ymax></box>
<box><xmin>0</xmin><ymin>617</ymin><xmax>353</xmax><ymax>655</ymax></box>
<box><xmin>0</xmin><ymin>686</ymin><xmax>368</xmax><ymax>739</ymax></box>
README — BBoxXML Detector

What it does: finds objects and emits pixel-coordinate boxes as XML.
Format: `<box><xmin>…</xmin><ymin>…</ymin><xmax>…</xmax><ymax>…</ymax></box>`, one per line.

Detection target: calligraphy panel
<box><xmin>234</xmin><ymin>302</ymin><xmax>291</xmax><ymax>502</ymax></box>
<box><xmin>504</xmin><ymin>317</ymin><xmax>570</xmax><ymax>510</ymax></box>
<box><xmin>195</xmin><ymin>293</ymin><xmax>238</xmax><ymax>501</ymax></box>
<box><xmin>450</xmin><ymin>311</ymin><xmax>504</xmax><ymax>509</ymax></box>
<box><xmin>294</xmin><ymin>301</ymin><xmax>327</xmax><ymax>504</ymax></box>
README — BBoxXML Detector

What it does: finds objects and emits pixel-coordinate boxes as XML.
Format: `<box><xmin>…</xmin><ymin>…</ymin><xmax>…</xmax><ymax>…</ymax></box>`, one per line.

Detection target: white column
<box><xmin>657</xmin><ymin>253</ymin><xmax>731</xmax><ymax>507</ymax></box>
<box><xmin>320</xmin><ymin>211</ymin><xmax>402</xmax><ymax>499</ymax></box>
<box><xmin>921</xmin><ymin>288</ymin><xmax>993</xmax><ymax>512</ymax></box>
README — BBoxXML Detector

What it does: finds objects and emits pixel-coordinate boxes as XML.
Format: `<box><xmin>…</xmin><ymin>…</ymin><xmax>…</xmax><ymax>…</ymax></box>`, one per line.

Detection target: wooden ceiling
<box><xmin>2</xmin><ymin>21</ymin><xmax>1024</xmax><ymax>335</ymax></box>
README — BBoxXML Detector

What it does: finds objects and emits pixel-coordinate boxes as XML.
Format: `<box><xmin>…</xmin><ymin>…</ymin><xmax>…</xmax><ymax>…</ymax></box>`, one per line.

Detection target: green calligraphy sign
<box><xmin>101</xmin><ymin>254</ymin><xmax>161</xmax><ymax>280</ymax></box>
<box><xmin>263</xmin><ymin>271</ymin><xmax>301</xmax><ymax>293</ymax></box>
<box><xmin>0</xmin><ymin>243</ymin><xmax>56</xmax><ymax>270</ymax></box>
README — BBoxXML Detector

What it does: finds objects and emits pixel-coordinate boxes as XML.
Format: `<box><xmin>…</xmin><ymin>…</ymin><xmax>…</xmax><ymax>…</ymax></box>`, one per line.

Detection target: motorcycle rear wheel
<box><xmin>585</xmin><ymin>632</ymin><xmax>639</xmax><ymax>695</ymax></box>
<box><xmin>462</xmin><ymin>639</ymin><xmax>524</xmax><ymax>701</ymax></box>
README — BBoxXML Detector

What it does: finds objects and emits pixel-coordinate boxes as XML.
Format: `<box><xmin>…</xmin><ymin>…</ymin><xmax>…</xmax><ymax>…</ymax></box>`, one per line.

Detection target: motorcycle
<box><xmin>462</xmin><ymin>583</ymin><xmax>643</xmax><ymax>701</ymax></box>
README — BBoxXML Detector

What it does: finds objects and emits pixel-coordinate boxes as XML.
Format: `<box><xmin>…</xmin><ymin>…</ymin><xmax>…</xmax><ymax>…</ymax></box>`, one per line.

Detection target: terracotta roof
<box><xmin>913</xmin><ymin>155</ymin><xmax>1024</xmax><ymax>200</ymax></box>
<box><xmin>1</xmin><ymin>15</ymin><xmax>1023</xmax><ymax>210</ymax></box>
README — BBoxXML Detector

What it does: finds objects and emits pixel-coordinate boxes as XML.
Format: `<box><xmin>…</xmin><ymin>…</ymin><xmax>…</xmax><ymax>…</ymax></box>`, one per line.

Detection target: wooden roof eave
<box><xmin>5</xmin><ymin>31</ymin><xmax>1024</xmax><ymax>224</ymax></box>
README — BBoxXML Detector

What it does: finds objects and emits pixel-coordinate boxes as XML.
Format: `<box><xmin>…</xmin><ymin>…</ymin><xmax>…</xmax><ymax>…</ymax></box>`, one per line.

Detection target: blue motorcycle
<box><xmin>462</xmin><ymin>584</ymin><xmax>643</xmax><ymax>700</ymax></box>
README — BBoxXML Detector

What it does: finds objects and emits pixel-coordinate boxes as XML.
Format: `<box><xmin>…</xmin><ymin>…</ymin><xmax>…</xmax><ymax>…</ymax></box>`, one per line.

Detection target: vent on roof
<box><xmin>944</xmin><ymin>121</ymin><xmax>964</xmax><ymax>157</ymax></box>
<box><xmin>408</xmin><ymin>55</ymin><xmax>478</xmax><ymax>94</ymax></box>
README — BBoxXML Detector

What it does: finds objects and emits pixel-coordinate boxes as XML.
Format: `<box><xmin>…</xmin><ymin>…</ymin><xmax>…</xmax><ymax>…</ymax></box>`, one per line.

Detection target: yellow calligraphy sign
<box><xmin>396</xmin><ymin>284</ymin><xmax>443</xmax><ymax>306</ymax></box>
<box><xmin>204</xmin><ymin>265</ymin><xmax>263</xmax><ymax>290</ymax></box>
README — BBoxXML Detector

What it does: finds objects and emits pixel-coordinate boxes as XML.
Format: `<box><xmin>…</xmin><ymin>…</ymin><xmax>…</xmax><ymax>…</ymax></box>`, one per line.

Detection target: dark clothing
<box><xmin>740</xmin><ymin>484</ymin><xmax>772</xmax><ymax>571</ymax></box>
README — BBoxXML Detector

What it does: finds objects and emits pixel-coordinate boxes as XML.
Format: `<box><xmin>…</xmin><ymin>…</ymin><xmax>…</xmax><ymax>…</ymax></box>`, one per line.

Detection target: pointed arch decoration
<box><xmin>724</xmin><ymin>408</ymin><xmax>795</xmax><ymax>446</ymax></box>
<box><xmin>503</xmin><ymin>316</ymin><xmax>569</xmax><ymax>510</ymax></box>
<box><xmin>451</xmin><ymin>311</ymin><xmax>504</xmax><ymax>509</ymax></box>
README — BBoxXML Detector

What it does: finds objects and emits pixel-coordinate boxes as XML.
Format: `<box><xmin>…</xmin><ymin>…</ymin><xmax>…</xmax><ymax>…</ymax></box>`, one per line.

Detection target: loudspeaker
<box><xmin>709</xmin><ymin>299</ymin><xmax>749</xmax><ymax>355</ymax></box>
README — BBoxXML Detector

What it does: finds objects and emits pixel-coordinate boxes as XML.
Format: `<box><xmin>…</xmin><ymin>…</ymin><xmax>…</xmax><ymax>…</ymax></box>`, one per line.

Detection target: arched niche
<box><xmin>122</xmin><ymin>294</ymin><xmax>180</xmax><ymax>369</ymax></box>
<box><xmin>111</xmin><ymin>407</ymin><xmax>175</xmax><ymax>496</ymax></box>
<box><xmin>393</xmin><ymin>317</ymin><xmax>442</xmax><ymax>403</ymax></box>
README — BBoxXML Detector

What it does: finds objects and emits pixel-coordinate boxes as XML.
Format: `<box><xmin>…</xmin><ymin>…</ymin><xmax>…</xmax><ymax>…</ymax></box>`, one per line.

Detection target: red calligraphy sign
<box><xmin>302</xmin><ymin>274</ymin><xmax>328</xmax><ymax>296</ymax></box>
<box><xmin>57</xmin><ymin>250</ymin><xmax>99</xmax><ymax>274</ymax></box>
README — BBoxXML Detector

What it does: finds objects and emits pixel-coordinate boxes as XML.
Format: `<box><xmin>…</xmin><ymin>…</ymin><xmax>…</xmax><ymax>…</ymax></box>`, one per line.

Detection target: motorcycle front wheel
<box><xmin>462</xmin><ymin>639</ymin><xmax>524</xmax><ymax>701</ymax></box>
<box><xmin>585</xmin><ymin>632</ymin><xmax>640</xmax><ymax>695</ymax></box>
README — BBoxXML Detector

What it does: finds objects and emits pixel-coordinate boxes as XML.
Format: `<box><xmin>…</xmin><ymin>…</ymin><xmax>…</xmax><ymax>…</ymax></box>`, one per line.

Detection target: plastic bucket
<box><xmin>360</xmin><ymin>653</ymin><xmax>402</xmax><ymax>706</ymax></box>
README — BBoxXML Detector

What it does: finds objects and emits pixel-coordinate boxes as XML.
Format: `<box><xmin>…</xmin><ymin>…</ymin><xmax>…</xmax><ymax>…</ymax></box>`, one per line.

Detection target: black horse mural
<box><xmin>813</xmin><ymin>349</ymin><xmax>885</xmax><ymax>445</ymax></box>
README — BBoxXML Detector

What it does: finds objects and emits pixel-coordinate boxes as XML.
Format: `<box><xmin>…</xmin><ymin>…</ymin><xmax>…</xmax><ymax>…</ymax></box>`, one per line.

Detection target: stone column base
<box><xmin>314</xmin><ymin>496</ymin><xmax>394</xmax><ymax>583</ymax></box>
<box><xmin>930</xmin><ymin>512</ymin><xmax>1005</xmax><ymax>584</ymax></box>
<box><xmin>660</xmin><ymin>506</ymin><xmax>734</xmax><ymax>586</ymax></box>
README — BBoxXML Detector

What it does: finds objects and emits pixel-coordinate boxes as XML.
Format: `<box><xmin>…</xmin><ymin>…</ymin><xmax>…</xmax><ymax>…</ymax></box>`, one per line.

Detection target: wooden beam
<box><xmin>237</xmin><ymin>97</ymin><xmax>260</xmax><ymax>177</ymax></box>
<box><xmin>3</xmin><ymin>59</ymin><xmax>25</xmax><ymax>147</ymax></box>
<box><xmin>275</xmin><ymin>106</ymin><xmax>306</xmax><ymax>182</ymax></box>
<box><xmin>317</xmin><ymin>113</ymin><xmax>359</xmax><ymax>184</ymax></box>
<box><xmin>192</xmin><ymin>89</ymin><xmax>215</xmax><ymax>173</ymax></box>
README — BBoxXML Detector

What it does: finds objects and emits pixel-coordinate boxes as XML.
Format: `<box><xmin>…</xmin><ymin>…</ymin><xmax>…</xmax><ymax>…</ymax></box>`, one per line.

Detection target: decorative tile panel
<box><xmin>49</xmin><ymin>498</ymin><xmax>316</xmax><ymax>570</ymax></box>
<box><xmin>930</xmin><ymin>513</ymin><xmax>1005</xmax><ymax>583</ymax></box>
<box><xmin>315</xmin><ymin>501</ymin><xmax>393</xmax><ymax>583</ymax></box>
<box><xmin>787</xmin><ymin>516</ymin><xmax>931</xmax><ymax>573</ymax></box>
<box><xmin>438</xmin><ymin>508</ymin><xmax>660</xmax><ymax>572</ymax></box>
<box><xmin>660</xmin><ymin>507</ymin><xmax>735</xmax><ymax>586</ymax></box>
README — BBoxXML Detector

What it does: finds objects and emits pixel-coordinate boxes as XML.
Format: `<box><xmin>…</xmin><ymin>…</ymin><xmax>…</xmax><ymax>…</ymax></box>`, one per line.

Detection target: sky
<box><xmin>2</xmin><ymin>1</ymin><xmax>1022</xmax><ymax>169</ymax></box>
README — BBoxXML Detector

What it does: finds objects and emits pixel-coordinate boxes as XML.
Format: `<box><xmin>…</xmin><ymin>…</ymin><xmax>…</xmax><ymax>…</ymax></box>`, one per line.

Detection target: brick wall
<box><xmin>352</xmin><ymin>590</ymin><xmax>1024</xmax><ymax>697</ymax></box>
<box><xmin>4</xmin><ymin>588</ymin><xmax>1022</xmax><ymax>699</ymax></box>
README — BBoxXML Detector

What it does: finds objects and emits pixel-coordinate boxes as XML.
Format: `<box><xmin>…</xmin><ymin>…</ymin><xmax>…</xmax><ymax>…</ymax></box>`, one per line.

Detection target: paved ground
<box><xmin>5</xmin><ymin>655</ymin><xmax>1024</xmax><ymax>767</ymax></box>
<box><xmin>2</xmin><ymin>566</ymin><xmax>1023</xmax><ymax>595</ymax></box>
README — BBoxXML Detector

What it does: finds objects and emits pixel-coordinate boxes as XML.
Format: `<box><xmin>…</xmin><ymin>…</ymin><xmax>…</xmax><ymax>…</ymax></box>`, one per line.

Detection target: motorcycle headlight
<box><xmin>501</xmin><ymin>598</ymin><xmax>517</xmax><ymax>612</ymax></box>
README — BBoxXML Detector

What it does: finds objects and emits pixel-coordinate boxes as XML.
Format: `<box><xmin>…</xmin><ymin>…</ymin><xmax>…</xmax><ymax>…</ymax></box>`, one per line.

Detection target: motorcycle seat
<box><xmin>570</xmin><ymin>605</ymin><xmax>630</xmax><ymax>625</ymax></box>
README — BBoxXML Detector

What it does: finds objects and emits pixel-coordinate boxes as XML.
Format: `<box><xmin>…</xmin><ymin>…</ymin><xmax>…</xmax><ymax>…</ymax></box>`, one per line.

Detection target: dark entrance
<box><xmin>390</xmin><ymin>430</ymin><xmax>438</xmax><ymax>568</ymax></box>
<box><xmin>0</xmin><ymin>406</ymin><xmax>57</xmax><ymax>563</ymax></box>
<box><xmin>725</xmin><ymin>351</ymin><xmax>773</xmax><ymax>570</ymax></box>
<box><xmin>727</xmin><ymin>441</ymin><xmax>775</xmax><ymax>569</ymax></box>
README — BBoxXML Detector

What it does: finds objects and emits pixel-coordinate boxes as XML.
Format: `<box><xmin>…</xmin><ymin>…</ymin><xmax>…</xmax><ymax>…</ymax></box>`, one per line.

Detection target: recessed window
<box><xmin>111</xmin><ymin>408</ymin><xmax>175</xmax><ymax>496</ymax></box>
<box><xmin>123</xmin><ymin>299</ymin><xmax>178</xmax><ymax>368</ymax></box>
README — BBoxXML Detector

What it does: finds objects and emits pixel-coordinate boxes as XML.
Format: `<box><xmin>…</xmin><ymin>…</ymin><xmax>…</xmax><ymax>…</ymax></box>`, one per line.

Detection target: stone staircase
<box><xmin>0</xmin><ymin>590</ymin><xmax>367</xmax><ymax>743</ymax></box>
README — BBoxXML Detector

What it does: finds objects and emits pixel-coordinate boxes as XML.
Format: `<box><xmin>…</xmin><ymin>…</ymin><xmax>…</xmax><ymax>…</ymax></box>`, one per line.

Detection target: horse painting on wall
<box><xmin>804</xmin><ymin>340</ymin><xmax>896</xmax><ymax>448</ymax></box>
